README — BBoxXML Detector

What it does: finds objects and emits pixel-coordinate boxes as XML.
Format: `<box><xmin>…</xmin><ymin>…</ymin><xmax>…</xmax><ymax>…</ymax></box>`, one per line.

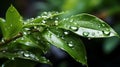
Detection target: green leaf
<box><xmin>42</xmin><ymin>28</ymin><xmax>87</xmax><ymax>65</ymax></box>
<box><xmin>1</xmin><ymin>59</ymin><xmax>37</xmax><ymax>67</ymax></box>
<box><xmin>58</xmin><ymin>13</ymin><xmax>118</xmax><ymax>38</ymax></box>
<box><xmin>1</xmin><ymin>5</ymin><xmax>23</xmax><ymax>39</ymax></box>
<box><xmin>0</xmin><ymin>41</ymin><xmax>51</xmax><ymax>64</ymax></box>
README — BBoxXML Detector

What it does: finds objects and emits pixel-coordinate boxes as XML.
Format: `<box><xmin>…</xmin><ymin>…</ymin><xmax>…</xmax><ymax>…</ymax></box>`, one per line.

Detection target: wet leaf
<box><xmin>1</xmin><ymin>5</ymin><xmax>23</xmax><ymax>39</ymax></box>
<box><xmin>58</xmin><ymin>13</ymin><xmax>118</xmax><ymax>38</ymax></box>
<box><xmin>42</xmin><ymin>28</ymin><xmax>87</xmax><ymax>65</ymax></box>
<box><xmin>0</xmin><ymin>40</ymin><xmax>51</xmax><ymax>64</ymax></box>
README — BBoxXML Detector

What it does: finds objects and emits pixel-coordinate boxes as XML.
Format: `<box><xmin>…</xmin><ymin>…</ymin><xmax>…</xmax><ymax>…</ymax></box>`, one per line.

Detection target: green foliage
<box><xmin>1</xmin><ymin>5</ymin><xmax>23</xmax><ymax>39</ymax></box>
<box><xmin>0</xmin><ymin>5</ymin><xmax>119</xmax><ymax>67</ymax></box>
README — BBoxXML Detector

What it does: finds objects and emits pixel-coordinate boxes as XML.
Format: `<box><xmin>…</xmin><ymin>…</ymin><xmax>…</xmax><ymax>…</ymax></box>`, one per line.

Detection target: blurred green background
<box><xmin>0</xmin><ymin>0</ymin><xmax>120</xmax><ymax>67</ymax></box>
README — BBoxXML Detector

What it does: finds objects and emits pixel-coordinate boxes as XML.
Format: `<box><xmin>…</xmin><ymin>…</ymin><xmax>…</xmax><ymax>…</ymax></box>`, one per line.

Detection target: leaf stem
<box><xmin>0</xmin><ymin>33</ymin><xmax>23</xmax><ymax>46</ymax></box>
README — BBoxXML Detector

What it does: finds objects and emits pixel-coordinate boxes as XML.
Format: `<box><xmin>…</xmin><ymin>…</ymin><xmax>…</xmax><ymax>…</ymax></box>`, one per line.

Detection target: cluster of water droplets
<box><xmin>68</xmin><ymin>41</ymin><xmax>74</xmax><ymax>48</ymax></box>
<box><xmin>17</xmin><ymin>50</ymin><xmax>39</xmax><ymax>61</ymax></box>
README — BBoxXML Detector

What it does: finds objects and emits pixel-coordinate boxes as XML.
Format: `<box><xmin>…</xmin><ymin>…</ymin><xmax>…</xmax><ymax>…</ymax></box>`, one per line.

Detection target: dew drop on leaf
<box><xmin>55</xmin><ymin>20</ymin><xmax>58</xmax><ymax>25</ymax></box>
<box><xmin>68</xmin><ymin>41</ymin><xmax>74</xmax><ymax>48</ymax></box>
<box><xmin>68</xmin><ymin>43</ymin><xmax>74</xmax><ymax>47</ymax></box>
<box><xmin>70</xmin><ymin>27</ymin><xmax>78</xmax><ymax>31</ymax></box>
<box><xmin>25</xmin><ymin>42</ymin><xmax>31</xmax><ymax>46</ymax></box>
<box><xmin>70</xmin><ymin>19</ymin><xmax>73</xmax><ymax>22</ymax></box>
<box><xmin>42</xmin><ymin>20</ymin><xmax>46</xmax><ymax>23</ymax></box>
<box><xmin>102</xmin><ymin>30</ymin><xmax>110</xmax><ymax>36</ymax></box>
<box><xmin>101</xmin><ymin>23</ymin><xmax>105</xmax><ymax>27</ymax></box>
<box><xmin>82</xmin><ymin>32</ymin><xmax>89</xmax><ymax>37</ymax></box>
<box><xmin>64</xmin><ymin>31</ymin><xmax>69</xmax><ymax>35</ymax></box>
<box><xmin>24</xmin><ymin>53</ymin><xmax>30</xmax><ymax>57</ymax></box>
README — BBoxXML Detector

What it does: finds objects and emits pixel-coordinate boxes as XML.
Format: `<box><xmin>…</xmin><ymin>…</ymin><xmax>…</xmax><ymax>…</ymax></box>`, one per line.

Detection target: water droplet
<box><xmin>24</xmin><ymin>28</ymin><xmax>30</xmax><ymax>31</ymax></box>
<box><xmin>102</xmin><ymin>30</ymin><xmax>110</xmax><ymax>36</ymax></box>
<box><xmin>70</xmin><ymin>27</ymin><xmax>78</xmax><ymax>31</ymax></box>
<box><xmin>37</xmin><ymin>16</ymin><xmax>41</xmax><ymax>18</ymax></box>
<box><xmin>88</xmin><ymin>38</ymin><xmax>91</xmax><ymax>40</ymax></box>
<box><xmin>23</xmin><ymin>32</ymin><xmax>27</xmax><ymax>35</ymax></box>
<box><xmin>83</xmin><ymin>32</ymin><xmax>89</xmax><ymax>37</ymax></box>
<box><xmin>24</xmin><ymin>53</ymin><xmax>30</xmax><ymax>57</ymax></box>
<box><xmin>42</xmin><ymin>20</ymin><xmax>46</xmax><ymax>23</ymax></box>
<box><xmin>70</xmin><ymin>19</ymin><xmax>73</xmax><ymax>22</ymax></box>
<box><xmin>68</xmin><ymin>41</ymin><xmax>74</xmax><ymax>47</ymax></box>
<box><xmin>10</xmin><ymin>24</ymin><xmax>13</xmax><ymax>27</ymax></box>
<box><xmin>101</xmin><ymin>23</ymin><xmax>105</xmax><ymax>27</ymax></box>
<box><xmin>2</xmin><ymin>50</ymin><xmax>6</xmax><ymax>53</ymax></box>
<box><xmin>25</xmin><ymin>42</ymin><xmax>31</xmax><ymax>45</ymax></box>
<box><xmin>55</xmin><ymin>20</ymin><xmax>58</xmax><ymax>25</ymax></box>
<box><xmin>68</xmin><ymin>43</ymin><xmax>74</xmax><ymax>47</ymax></box>
<box><xmin>11</xmin><ymin>57</ymin><xmax>15</xmax><ymax>60</ymax></box>
<box><xmin>56</xmin><ymin>17</ymin><xmax>59</xmax><ymax>20</ymax></box>
<box><xmin>64</xmin><ymin>31</ymin><xmax>69</xmax><ymax>35</ymax></box>
<box><xmin>91</xmin><ymin>32</ymin><xmax>95</xmax><ymax>36</ymax></box>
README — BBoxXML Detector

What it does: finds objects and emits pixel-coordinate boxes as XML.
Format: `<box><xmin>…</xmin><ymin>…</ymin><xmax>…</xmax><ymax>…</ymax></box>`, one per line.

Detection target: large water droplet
<box><xmin>82</xmin><ymin>32</ymin><xmax>89</xmax><ymax>37</ymax></box>
<box><xmin>102</xmin><ymin>30</ymin><xmax>110</xmax><ymax>36</ymax></box>
<box><xmin>70</xmin><ymin>26</ymin><xmax>78</xmax><ymax>31</ymax></box>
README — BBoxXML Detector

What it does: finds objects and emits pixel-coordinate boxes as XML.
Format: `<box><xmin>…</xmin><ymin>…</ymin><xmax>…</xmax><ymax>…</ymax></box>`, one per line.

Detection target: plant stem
<box><xmin>0</xmin><ymin>33</ymin><xmax>23</xmax><ymax>45</ymax></box>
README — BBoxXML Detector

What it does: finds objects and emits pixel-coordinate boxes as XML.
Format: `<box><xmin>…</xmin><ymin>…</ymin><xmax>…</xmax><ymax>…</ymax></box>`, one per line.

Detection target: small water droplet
<box><xmin>42</xmin><ymin>20</ymin><xmax>46</xmax><ymax>23</ymax></box>
<box><xmin>68</xmin><ymin>43</ymin><xmax>74</xmax><ymax>47</ymax></box>
<box><xmin>2</xmin><ymin>50</ymin><xmax>6</xmax><ymax>53</ymax></box>
<box><xmin>88</xmin><ymin>38</ymin><xmax>91</xmax><ymax>40</ymax></box>
<box><xmin>64</xmin><ymin>31</ymin><xmax>69</xmax><ymax>35</ymax></box>
<box><xmin>11</xmin><ymin>57</ymin><xmax>15</xmax><ymax>60</ymax></box>
<box><xmin>101</xmin><ymin>23</ymin><xmax>105</xmax><ymax>27</ymax></box>
<box><xmin>37</xmin><ymin>16</ymin><xmax>41</xmax><ymax>18</ymax></box>
<box><xmin>56</xmin><ymin>17</ymin><xmax>59</xmax><ymax>20</ymax></box>
<box><xmin>25</xmin><ymin>42</ymin><xmax>31</xmax><ymax>45</ymax></box>
<box><xmin>24</xmin><ymin>28</ymin><xmax>30</xmax><ymax>31</ymax></box>
<box><xmin>68</xmin><ymin>41</ymin><xmax>74</xmax><ymax>47</ymax></box>
<box><xmin>24</xmin><ymin>53</ymin><xmax>29</xmax><ymax>57</ymax></box>
<box><xmin>83</xmin><ymin>32</ymin><xmax>89</xmax><ymax>37</ymax></box>
<box><xmin>23</xmin><ymin>32</ymin><xmax>27</xmax><ymax>35</ymax></box>
<box><xmin>55</xmin><ymin>20</ymin><xmax>58</xmax><ymax>25</ymax></box>
<box><xmin>70</xmin><ymin>27</ymin><xmax>78</xmax><ymax>31</ymax></box>
<box><xmin>70</xmin><ymin>19</ymin><xmax>73</xmax><ymax>22</ymax></box>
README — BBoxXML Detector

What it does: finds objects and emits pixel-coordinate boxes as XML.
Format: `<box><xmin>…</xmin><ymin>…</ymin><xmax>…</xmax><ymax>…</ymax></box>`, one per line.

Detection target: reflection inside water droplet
<box><xmin>24</xmin><ymin>53</ymin><xmax>29</xmax><ymax>57</ymax></box>
<box><xmin>102</xmin><ymin>30</ymin><xmax>110</xmax><ymax>36</ymax></box>
<box><xmin>82</xmin><ymin>32</ymin><xmax>89</xmax><ymax>37</ymax></box>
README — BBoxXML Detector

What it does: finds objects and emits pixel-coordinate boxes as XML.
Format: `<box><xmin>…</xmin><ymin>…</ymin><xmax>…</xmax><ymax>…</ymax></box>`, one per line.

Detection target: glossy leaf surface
<box><xmin>1</xmin><ymin>5</ymin><xmax>23</xmax><ymax>39</ymax></box>
<box><xmin>58</xmin><ymin>13</ymin><xmax>118</xmax><ymax>38</ymax></box>
<box><xmin>42</xmin><ymin>28</ymin><xmax>87</xmax><ymax>65</ymax></box>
